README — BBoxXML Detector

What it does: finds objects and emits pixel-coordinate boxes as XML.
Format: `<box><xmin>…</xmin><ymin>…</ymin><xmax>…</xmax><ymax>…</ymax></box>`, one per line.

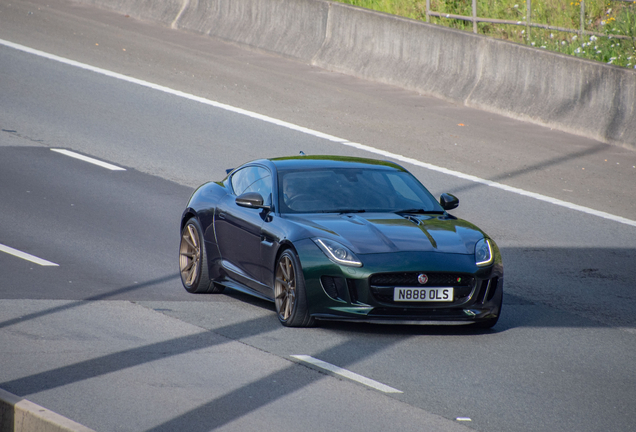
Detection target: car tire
<box><xmin>179</xmin><ymin>218</ymin><xmax>224</xmax><ymax>294</ymax></box>
<box><xmin>274</xmin><ymin>249</ymin><xmax>315</xmax><ymax>327</ymax></box>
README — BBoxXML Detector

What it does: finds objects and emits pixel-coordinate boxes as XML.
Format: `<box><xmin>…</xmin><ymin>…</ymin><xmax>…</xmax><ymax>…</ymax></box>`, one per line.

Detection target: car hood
<box><xmin>286</xmin><ymin>213</ymin><xmax>485</xmax><ymax>255</ymax></box>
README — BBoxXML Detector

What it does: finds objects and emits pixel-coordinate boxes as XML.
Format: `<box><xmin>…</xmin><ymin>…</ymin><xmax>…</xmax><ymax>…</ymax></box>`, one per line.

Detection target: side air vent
<box><xmin>347</xmin><ymin>279</ymin><xmax>359</xmax><ymax>303</ymax></box>
<box><xmin>320</xmin><ymin>276</ymin><xmax>349</xmax><ymax>301</ymax></box>
<box><xmin>486</xmin><ymin>277</ymin><xmax>499</xmax><ymax>302</ymax></box>
<box><xmin>475</xmin><ymin>279</ymin><xmax>490</xmax><ymax>303</ymax></box>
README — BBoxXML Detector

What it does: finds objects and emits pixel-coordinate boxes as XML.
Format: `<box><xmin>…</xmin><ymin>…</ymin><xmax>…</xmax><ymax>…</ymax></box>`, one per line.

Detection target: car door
<box><xmin>214</xmin><ymin>165</ymin><xmax>273</xmax><ymax>294</ymax></box>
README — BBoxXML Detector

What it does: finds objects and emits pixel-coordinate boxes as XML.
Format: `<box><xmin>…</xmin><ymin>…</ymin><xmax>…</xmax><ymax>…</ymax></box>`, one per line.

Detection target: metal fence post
<box><xmin>426</xmin><ymin>0</ymin><xmax>430</xmax><ymax>23</ymax></box>
<box><xmin>580</xmin><ymin>0</ymin><xmax>585</xmax><ymax>36</ymax></box>
<box><xmin>473</xmin><ymin>0</ymin><xmax>477</xmax><ymax>33</ymax></box>
<box><xmin>526</xmin><ymin>0</ymin><xmax>531</xmax><ymax>42</ymax></box>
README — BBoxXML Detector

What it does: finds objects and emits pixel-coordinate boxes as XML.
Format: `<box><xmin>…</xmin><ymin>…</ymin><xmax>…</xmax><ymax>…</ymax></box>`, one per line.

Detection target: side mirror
<box><xmin>439</xmin><ymin>193</ymin><xmax>459</xmax><ymax>211</ymax></box>
<box><xmin>236</xmin><ymin>192</ymin><xmax>270</xmax><ymax>210</ymax></box>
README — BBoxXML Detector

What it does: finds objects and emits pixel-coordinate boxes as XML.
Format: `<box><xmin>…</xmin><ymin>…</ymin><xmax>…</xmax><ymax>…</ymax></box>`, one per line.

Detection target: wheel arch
<box><xmin>180</xmin><ymin>209</ymin><xmax>197</xmax><ymax>232</ymax></box>
<box><xmin>265</xmin><ymin>239</ymin><xmax>298</xmax><ymax>289</ymax></box>
<box><xmin>275</xmin><ymin>239</ymin><xmax>297</xmax><ymax>259</ymax></box>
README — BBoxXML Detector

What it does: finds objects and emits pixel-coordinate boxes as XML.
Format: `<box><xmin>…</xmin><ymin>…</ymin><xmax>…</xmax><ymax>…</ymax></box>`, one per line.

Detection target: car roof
<box><xmin>265</xmin><ymin>155</ymin><xmax>406</xmax><ymax>172</ymax></box>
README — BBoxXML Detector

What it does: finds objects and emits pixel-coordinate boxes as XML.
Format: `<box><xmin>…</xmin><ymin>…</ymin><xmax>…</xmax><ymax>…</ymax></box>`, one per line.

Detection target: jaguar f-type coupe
<box><xmin>179</xmin><ymin>156</ymin><xmax>503</xmax><ymax>328</ymax></box>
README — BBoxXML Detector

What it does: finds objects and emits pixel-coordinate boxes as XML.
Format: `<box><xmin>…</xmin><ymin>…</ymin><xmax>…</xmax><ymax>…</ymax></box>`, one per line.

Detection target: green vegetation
<box><xmin>337</xmin><ymin>0</ymin><xmax>636</xmax><ymax>69</ymax></box>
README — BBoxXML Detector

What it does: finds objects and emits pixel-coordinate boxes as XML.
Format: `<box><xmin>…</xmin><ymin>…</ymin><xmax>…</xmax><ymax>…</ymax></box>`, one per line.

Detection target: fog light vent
<box><xmin>320</xmin><ymin>276</ymin><xmax>349</xmax><ymax>301</ymax></box>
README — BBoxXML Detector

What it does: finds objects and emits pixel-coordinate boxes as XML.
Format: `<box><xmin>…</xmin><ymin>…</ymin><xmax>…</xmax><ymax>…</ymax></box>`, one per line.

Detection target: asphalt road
<box><xmin>1</xmin><ymin>1</ymin><xmax>635</xmax><ymax>431</ymax></box>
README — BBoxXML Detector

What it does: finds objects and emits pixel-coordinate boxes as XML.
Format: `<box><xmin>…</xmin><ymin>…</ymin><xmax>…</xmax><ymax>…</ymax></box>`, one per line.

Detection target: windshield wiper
<box><xmin>395</xmin><ymin>208</ymin><xmax>444</xmax><ymax>214</ymax></box>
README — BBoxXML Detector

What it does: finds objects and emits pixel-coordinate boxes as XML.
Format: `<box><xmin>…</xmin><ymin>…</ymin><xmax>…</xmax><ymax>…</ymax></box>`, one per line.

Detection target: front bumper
<box><xmin>295</xmin><ymin>239</ymin><xmax>504</xmax><ymax>325</ymax></box>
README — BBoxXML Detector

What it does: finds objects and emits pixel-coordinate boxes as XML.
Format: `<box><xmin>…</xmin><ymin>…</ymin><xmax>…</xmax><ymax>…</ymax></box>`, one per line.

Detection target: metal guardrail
<box><xmin>424</xmin><ymin>0</ymin><xmax>635</xmax><ymax>41</ymax></box>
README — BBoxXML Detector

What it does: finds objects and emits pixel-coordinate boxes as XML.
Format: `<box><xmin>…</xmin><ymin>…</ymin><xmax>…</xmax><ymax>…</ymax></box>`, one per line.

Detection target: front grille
<box><xmin>369</xmin><ymin>272</ymin><xmax>474</xmax><ymax>304</ymax></box>
<box><xmin>370</xmin><ymin>272</ymin><xmax>473</xmax><ymax>287</ymax></box>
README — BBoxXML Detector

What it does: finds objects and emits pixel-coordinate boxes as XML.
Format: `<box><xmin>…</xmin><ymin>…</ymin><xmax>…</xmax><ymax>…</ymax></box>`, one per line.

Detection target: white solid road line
<box><xmin>291</xmin><ymin>355</ymin><xmax>403</xmax><ymax>394</ymax></box>
<box><xmin>2</xmin><ymin>38</ymin><xmax>634</xmax><ymax>228</ymax></box>
<box><xmin>339</xmin><ymin>141</ymin><xmax>636</xmax><ymax>228</ymax></box>
<box><xmin>51</xmin><ymin>149</ymin><xmax>126</xmax><ymax>171</ymax></box>
<box><xmin>0</xmin><ymin>243</ymin><xmax>59</xmax><ymax>266</ymax></box>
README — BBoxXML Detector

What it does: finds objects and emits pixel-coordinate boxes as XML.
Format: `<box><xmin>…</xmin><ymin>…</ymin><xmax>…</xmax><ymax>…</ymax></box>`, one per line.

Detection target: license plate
<box><xmin>393</xmin><ymin>287</ymin><xmax>454</xmax><ymax>302</ymax></box>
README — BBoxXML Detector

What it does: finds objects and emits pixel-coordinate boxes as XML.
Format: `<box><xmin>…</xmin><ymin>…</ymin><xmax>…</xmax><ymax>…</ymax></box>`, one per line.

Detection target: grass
<box><xmin>337</xmin><ymin>0</ymin><xmax>636</xmax><ymax>69</ymax></box>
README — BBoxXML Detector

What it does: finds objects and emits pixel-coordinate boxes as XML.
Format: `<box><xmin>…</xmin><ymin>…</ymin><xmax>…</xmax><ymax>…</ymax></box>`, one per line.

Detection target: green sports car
<box><xmin>179</xmin><ymin>155</ymin><xmax>503</xmax><ymax>328</ymax></box>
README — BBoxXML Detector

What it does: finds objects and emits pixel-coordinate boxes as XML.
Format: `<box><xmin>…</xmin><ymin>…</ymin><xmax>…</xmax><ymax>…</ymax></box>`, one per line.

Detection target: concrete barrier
<box><xmin>0</xmin><ymin>388</ymin><xmax>95</xmax><ymax>432</ymax></box>
<box><xmin>79</xmin><ymin>0</ymin><xmax>185</xmax><ymax>26</ymax></box>
<box><xmin>72</xmin><ymin>0</ymin><xmax>636</xmax><ymax>150</ymax></box>
<box><xmin>178</xmin><ymin>0</ymin><xmax>330</xmax><ymax>61</ymax></box>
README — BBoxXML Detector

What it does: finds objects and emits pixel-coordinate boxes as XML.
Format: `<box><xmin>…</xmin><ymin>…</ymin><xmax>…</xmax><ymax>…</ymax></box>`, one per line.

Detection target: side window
<box><xmin>231</xmin><ymin>167</ymin><xmax>258</xmax><ymax>196</ymax></box>
<box><xmin>244</xmin><ymin>172</ymin><xmax>272</xmax><ymax>205</ymax></box>
<box><xmin>231</xmin><ymin>166</ymin><xmax>272</xmax><ymax>205</ymax></box>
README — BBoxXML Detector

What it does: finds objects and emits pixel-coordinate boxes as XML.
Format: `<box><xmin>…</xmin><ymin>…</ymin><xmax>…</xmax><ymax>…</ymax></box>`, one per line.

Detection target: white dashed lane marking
<box><xmin>51</xmin><ymin>149</ymin><xmax>126</xmax><ymax>171</ymax></box>
<box><xmin>291</xmin><ymin>355</ymin><xmax>403</xmax><ymax>394</ymax></box>
<box><xmin>0</xmin><ymin>243</ymin><xmax>59</xmax><ymax>266</ymax></box>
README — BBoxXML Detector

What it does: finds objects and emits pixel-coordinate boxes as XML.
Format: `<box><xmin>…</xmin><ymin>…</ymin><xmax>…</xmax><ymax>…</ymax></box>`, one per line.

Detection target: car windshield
<box><xmin>278</xmin><ymin>167</ymin><xmax>443</xmax><ymax>214</ymax></box>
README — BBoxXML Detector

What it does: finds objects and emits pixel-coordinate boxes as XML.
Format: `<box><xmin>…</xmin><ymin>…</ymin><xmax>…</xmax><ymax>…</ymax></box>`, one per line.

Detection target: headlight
<box><xmin>313</xmin><ymin>238</ymin><xmax>362</xmax><ymax>267</ymax></box>
<box><xmin>475</xmin><ymin>238</ymin><xmax>493</xmax><ymax>266</ymax></box>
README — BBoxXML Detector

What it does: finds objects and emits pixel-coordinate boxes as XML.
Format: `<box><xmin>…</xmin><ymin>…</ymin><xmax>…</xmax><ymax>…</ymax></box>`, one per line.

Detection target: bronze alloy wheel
<box><xmin>179</xmin><ymin>218</ymin><xmax>222</xmax><ymax>294</ymax></box>
<box><xmin>274</xmin><ymin>250</ymin><xmax>314</xmax><ymax>327</ymax></box>
<box><xmin>180</xmin><ymin>223</ymin><xmax>200</xmax><ymax>289</ymax></box>
<box><xmin>275</xmin><ymin>253</ymin><xmax>297</xmax><ymax>321</ymax></box>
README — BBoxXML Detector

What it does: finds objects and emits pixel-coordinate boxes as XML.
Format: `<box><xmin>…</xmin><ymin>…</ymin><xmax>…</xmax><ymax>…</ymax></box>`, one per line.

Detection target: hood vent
<box><xmin>404</xmin><ymin>215</ymin><xmax>421</xmax><ymax>226</ymax></box>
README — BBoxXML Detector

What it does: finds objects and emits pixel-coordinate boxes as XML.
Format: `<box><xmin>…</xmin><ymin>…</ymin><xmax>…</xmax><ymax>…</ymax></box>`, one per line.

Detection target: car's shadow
<box><xmin>220</xmin><ymin>286</ymin><xmax>509</xmax><ymax>336</ymax></box>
